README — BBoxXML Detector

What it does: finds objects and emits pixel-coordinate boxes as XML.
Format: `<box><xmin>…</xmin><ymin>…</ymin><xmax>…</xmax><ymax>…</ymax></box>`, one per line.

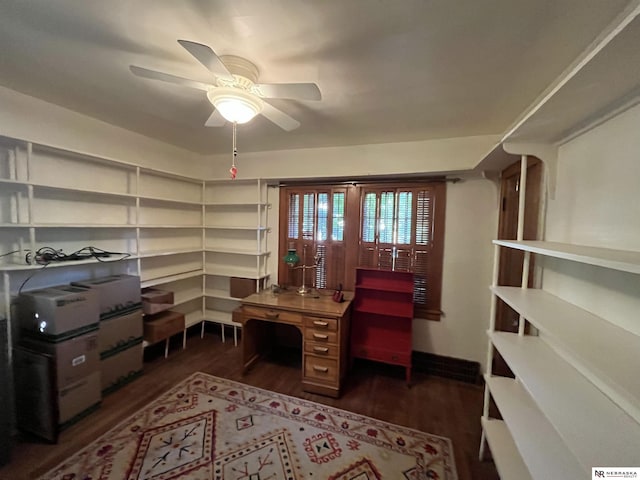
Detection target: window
<box><xmin>279</xmin><ymin>181</ymin><xmax>445</xmax><ymax>320</ymax></box>
<box><xmin>358</xmin><ymin>183</ymin><xmax>446</xmax><ymax>320</ymax></box>
<box><xmin>279</xmin><ymin>186</ymin><xmax>348</xmax><ymax>290</ymax></box>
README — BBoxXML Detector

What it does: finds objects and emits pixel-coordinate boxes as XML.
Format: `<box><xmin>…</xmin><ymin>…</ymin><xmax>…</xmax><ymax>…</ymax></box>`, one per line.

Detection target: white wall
<box><xmin>543</xmin><ymin>103</ymin><xmax>640</xmax><ymax>335</ymax></box>
<box><xmin>417</xmin><ymin>178</ymin><xmax>497</xmax><ymax>370</ymax></box>
<box><xmin>0</xmin><ymin>86</ymin><xmax>207</xmax><ymax>177</ymax></box>
<box><xmin>205</xmin><ymin>134</ymin><xmax>500</xmax><ymax>181</ymax></box>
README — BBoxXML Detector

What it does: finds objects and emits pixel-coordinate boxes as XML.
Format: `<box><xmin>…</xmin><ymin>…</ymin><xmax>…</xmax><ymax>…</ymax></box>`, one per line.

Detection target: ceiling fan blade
<box><xmin>205</xmin><ymin>109</ymin><xmax>226</xmax><ymax>127</ymax></box>
<box><xmin>261</xmin><ymin>102</ymin><xmax>301</xmax><ymax>131</ymax></box>
<box><xmin>177</xmin><ymin>40</ymin><xmax>234</xmax><ymax>81</ymax></box>
<box><xmin>255</xmin><ymin>82</ymin><xmax>321</xmax><ymax>101</ymax></box>
<box><xmin>130</xmin><ymin>65</ymin><xmax>211</xmax><ymax>91</ymax></box>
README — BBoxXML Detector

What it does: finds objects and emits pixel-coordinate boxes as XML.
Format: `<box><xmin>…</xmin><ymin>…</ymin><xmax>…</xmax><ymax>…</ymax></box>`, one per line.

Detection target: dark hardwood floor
<box><xmin>0</xmin><ymin>328</ymin><xmax>499</xmax><ymax>480</ymax></box>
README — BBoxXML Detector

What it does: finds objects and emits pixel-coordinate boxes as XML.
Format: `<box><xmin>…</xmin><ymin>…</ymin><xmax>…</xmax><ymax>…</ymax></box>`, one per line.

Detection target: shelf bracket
<box><xmin>503</xmin><ymin>142</ymin><xmax>558</xmax><ymax>200</ymax></box>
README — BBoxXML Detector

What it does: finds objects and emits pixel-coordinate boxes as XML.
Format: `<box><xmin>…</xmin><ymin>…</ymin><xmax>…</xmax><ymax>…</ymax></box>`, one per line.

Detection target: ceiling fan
<box><xmin>130</xmin><ymin>40</ymin><xmax>321</xmax><ymax>131</ymax></box>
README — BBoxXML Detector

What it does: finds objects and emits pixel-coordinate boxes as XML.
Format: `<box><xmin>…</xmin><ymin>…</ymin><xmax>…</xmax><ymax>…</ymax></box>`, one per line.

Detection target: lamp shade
<box><xmin>283</xmin><ymin>249</ymin><xmax>300</xmax><ymax>267</ymax></box>
<box><xmin>206</xmin><ymin>87</ymin><xmax>263</xmax><ymax>124</ymax></box>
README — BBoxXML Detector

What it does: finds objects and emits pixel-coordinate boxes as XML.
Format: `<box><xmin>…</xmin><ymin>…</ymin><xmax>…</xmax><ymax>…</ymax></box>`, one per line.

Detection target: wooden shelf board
<box><xmin>355</xmin><ymin>282</ymin><xmax>413</xmax><ymax>294</ymax></box>
<box><xmin>490</xmin><ymin>331</ymin><xmax>640</xmax><ymax>468</ymax></box>
<box><xmin>493</xmin><ymin>240</ymin><xmax>640</xmax><ymax>274</ymax></box>
<box><xmin>205</xmin><ymin>225</ymin><xmax>268</xmax><ymax>231</ymax></box>
<box><xmin>138</xmin><ymin>195</ymin><xmax>202</xmax><ymax>206</ymax></box>
<box><xmin>139</xmin><ymin>248</ymin><xmax>202</xmax><ymax>258</ymax></box>
<box><xmin>172</xmin><ymin>293</ymin><xmax>202</xmax><ymax>306</ymax></box>
<box><xmin>33</xmin><ymin>224</ymin><xmax>135</xmax><ymax>228</ymax></box>
<box><xmin>481</xmin><ymin>418</ymin><xmax>532</xmax><ymax>480</ymax></box>
<box><xmin>205</xmin><ymin>248</ymin><xmax>270</xmax><ymax>256</ymax></box>
<box><xmin>205</xmin><ymin>202</ymin><xmax>268</xmax><ymax>207</ymax></box>
<box><xmin>353</xmin><ymin>299</ymin><xmax>413</xmax><ymax>319</ymax></box>
<box><xmin>486</xmin><ymin>375</ymin><xmax>586</xmax><ymax>479</ymax></box>
<box><xmin>31</xmin><ymin>183</ymin><xmax>136</xmax><ymax>200</ymax></box>
<box><xmin>492</xmin><ymin>286</ymin><xmax>640</xmax><ymax>423</ymax></box>
<box><xmin>138</xmin><ymin>224</ymin><xmax>202</xmax><ymax>229</ymax></box>
<box><xmin>204</xmin><ymin>270</ymin><xmax>269</xmax><ymax>281</ymax></box>
<box><xmin>0</xmin><ymin>255</ymin><xmax>136</xmax><ymax>271</ymax></box>
<box><xmin>205</xmin><ymin>265</ymin><xmax>268</xmax><ymax>279</ymax></box>
<box><xmin>0</xmin><ymin>178</ymin><xmax>28</xmax><ymax>187</ymax></box>
<box><xmin>140</xmin><ymin>269</ymin><xmax>203</xmax><ymax>288</ymax></box>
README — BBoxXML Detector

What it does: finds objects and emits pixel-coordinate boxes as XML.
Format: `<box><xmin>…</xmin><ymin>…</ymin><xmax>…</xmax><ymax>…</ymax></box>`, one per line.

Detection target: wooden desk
<box><xmin>237</xmin><ymin>290</ymin><xmax>352</xmax><ymax>398</ymax></box>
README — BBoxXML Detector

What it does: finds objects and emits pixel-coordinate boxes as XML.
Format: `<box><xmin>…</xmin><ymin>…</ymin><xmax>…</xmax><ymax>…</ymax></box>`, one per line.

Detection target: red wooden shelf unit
<box><xmin>350</xmin><ymin>268</ymin><xmax>414</xmax><ymax>384</ymax></box>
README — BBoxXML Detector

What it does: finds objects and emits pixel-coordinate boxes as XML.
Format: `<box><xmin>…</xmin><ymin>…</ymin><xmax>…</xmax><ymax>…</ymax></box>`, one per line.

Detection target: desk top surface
<box><xmin>242</xmin><ymin>289</ymin><xmax>353</xmax><ymax>317</ymax></box>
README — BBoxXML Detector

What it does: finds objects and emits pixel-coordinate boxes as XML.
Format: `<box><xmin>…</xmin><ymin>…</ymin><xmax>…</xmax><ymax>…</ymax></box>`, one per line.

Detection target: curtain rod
<box><xmin>275</xmin><ymin>176</ymin><xmax>460</xmax><ymax>187</ymax></box>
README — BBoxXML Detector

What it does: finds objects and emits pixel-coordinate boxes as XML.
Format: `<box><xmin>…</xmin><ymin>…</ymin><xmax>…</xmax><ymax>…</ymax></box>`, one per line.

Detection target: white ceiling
<box><xmin>0</xmin><ymin>0</ymin><xmax>634</xmax><ymax>155</ymax></box>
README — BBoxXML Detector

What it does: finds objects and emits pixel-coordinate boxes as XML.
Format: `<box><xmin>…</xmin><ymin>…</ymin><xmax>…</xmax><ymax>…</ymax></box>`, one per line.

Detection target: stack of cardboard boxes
<box><xmin>73</xmin><ymin>274</ymin><xmax>143</xmax><ymax>395</ymax></box>
<box><xmin>15</xmin><ymin>285</ymin><xmax>102</xmax><ymax>440</ymax></box>
<box><xmin>14</xmin><ymin>274</ymin><xmax>143</xmax><ymax>441</ymax></box>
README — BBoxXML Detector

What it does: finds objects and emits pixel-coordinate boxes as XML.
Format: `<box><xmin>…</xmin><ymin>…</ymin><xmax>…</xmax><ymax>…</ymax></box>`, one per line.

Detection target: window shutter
<box><xmin>281</xmin><ymin>181</ymin><xmax>444</xmax><ymax>319</ymax></box>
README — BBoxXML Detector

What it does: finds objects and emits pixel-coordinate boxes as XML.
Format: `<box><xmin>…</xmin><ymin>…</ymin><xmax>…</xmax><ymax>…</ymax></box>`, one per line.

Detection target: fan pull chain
<box><xmin>230</xmin><ymin>121</ymin><xmax>238</xmax><ymax>180</ymax></box>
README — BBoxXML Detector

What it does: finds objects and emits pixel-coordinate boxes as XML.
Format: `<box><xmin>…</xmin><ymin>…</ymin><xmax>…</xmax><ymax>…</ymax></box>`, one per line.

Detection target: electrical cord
<box><xmin>24</xmin><ymin>246</ymin><xmax>131</xmax><ymax>265</ymax></box>
<box><xmin>0</xmin><ymin>246</ymin><xmax>132</xmax><ymax>294</ymax></box>
<box><xmin>18</xmin><ymin>264</ymin><xmax>49</xmax><ymax>295</ymax></box>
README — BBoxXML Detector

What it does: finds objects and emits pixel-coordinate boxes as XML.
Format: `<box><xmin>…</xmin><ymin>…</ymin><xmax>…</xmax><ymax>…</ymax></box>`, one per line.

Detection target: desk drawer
<box><xmin>303</xmin><ymin>316</ymin><xmax>338</xmax><ymax>331</ymax></box>
<box><xmin>242</xmin><ymin>305</ymin><xmax>302</xmax><ymax>326</ymax></box>
<box><xmin>304</xmin><ymin>329</ymin><xmax>337</xmax><ymax>344</ymax></box>
<box><xmin>304</xmin><ymin>355</ymin><xmax>338</xmax><ymax>383</ymax></box>
<box><xmin>304</xmin><ymin>342</ymin><xmax>338</xmax><ymax>358</ymax></box>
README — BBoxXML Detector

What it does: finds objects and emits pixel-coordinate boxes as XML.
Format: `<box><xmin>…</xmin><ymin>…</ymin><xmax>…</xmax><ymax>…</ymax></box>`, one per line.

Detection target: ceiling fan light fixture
<box><xmin>207</xmin><ymin>87</ymin><xmax>263</xmax><ymax>124</ymax></box>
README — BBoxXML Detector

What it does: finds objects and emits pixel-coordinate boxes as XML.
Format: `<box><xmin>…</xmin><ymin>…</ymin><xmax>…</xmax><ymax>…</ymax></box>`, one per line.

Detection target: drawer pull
<box><xmin>313</xmin><ymin>365</ymin><xmax>329</xmax><ymax>373</ymax></box>
<box><xmin>265</xmin><ymin>311</ymin><xmax>280</xmax><ymax>320</ymax></box>
<box><xmin>313</xmin><ymin>346</ymin><xmax>329</xmax><ymax>354</ymax></box>
<box><xmin>313</xmin><ymin>333</ymin><xmax>329</xmax><ymax>340</ymax></box>
<box><xmin>313</xmin><ymin>320</ymin><xmax>329</xmax><ymax>328</ymax></box>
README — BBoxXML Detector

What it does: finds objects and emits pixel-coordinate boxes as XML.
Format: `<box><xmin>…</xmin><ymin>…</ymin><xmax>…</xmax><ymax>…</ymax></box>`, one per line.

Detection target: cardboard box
<box><xmin>141</xmin><ymin>288</ymin><xmax>174</xmax><ymax>315</ymax></box>
<box><xmin>20</xmin><ymin>330</ymin><xmax>100</xmax><ymax>389</ymax></box>
<box><xmin>100</xmin><ymin>342</ymin><xmax>143</xmax><ymax>394</ymax></box>
<box><xmin>58</xmin><ymin>371</ymin><xmax>101</xmax><ymax>429</ymax></box>
<box><xmin>98</xmin><ymin>309</ymin><xmax>143</xmax><ymax>356</ymax></box>
<box><xmin>144</xmin><ymin>311</ymin><xmax>184</xmax><ymax>344</ymax></box>
<box><xmin>17</xmin><ymin>285</ymin><xmax>99</xmax><ymax>340</ymax></box>
<box><xmin>230</xmin><ymin>277</ymin><xmax>264</xmax><ymax>299</ymax></box>
<box><xmin>73</xmin><ymin>274</ymin><xmax>141</xmax><ymax>320</ymax></box>
<box><xmin>13</xmin><ymin>348</ymin><xmax>101</xmax><ymax>439</ymax></box>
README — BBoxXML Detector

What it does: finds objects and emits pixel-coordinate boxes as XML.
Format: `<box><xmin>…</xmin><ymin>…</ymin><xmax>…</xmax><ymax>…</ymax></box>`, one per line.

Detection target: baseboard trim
<box><xmin>412</xmin><ymin>351</ymin><xmax>481</xmax><ymax>385</ymax></box>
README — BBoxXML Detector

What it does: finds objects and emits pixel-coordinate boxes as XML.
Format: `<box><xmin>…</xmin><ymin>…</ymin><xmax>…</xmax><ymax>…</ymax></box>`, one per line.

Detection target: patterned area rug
<box><xmin>40</xmin><ymin>372</ymin><xmax>458</xmax><ymax>479</ymax></box>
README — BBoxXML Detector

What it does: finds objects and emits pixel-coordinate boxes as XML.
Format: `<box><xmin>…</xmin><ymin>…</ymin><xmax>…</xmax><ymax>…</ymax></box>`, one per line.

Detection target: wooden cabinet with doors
<box><xmin>350</xmin><ymin>267</ymin><xmax>414</xmax><ymax>384</ymax></box>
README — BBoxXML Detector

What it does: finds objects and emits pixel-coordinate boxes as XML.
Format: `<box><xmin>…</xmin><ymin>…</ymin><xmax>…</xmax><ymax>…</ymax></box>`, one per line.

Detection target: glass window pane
<box><xmin>317</xmin><ymin>193</ymin><xmax>328</xmax><ymax>241</ymax></box>
<box><xmin>362</xmin><ymin>192</ymin><xmax>377</xmax><ymax>243</ymax></box>
<box><xmin>397</xmin><ymin>191</ymin><xmax>412</xmax><ymax>244</ymax></box>
<box><xmin>288</xmin><ymin>193</ymin><xmax>299</xmax><ymax>239</ymax></box>
<box><xmin>302</xmin><ymin>193</ymin><xmax>315</xmax><ymax>240</ymax></box>
<box><xmin>379</xmin><ymin>191</ymin><xmax>394</xmax><ymax>244</ymax></box>
<box><xmin>332</xmin><ymin>192</ymin><xmax>345</xmax><ymax>241</ymax></box>
<box><xmin>416</xmin><ymin>190</ymin><xmax>431</xmax><ymax>245</ymax></box>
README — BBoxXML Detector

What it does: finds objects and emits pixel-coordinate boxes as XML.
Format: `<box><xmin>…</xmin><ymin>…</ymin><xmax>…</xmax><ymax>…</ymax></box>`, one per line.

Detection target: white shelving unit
<box><xmin>481</xmin><ymin>241</ymin><xmax>640</xmax><ymax>478</ymax></box>
<box><xmin>477</xmin><ymin>9</ymin><xmax>640</xmax><ymax>478</ymax></box>
<box><xmin>202</xmin><ymin>179</ymin><xmax>270</xmax><ymax>345</ymax></box>
<box><xmin>0</xmin><ymin>135</ymin><xmax>217</xmax><ymax>357</ymax></box>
